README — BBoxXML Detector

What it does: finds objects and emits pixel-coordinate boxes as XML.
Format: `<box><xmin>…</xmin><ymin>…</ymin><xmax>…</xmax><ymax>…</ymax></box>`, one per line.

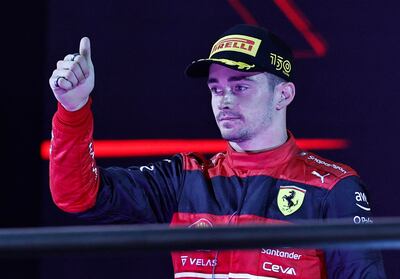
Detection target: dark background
<box><xmin>2</xmin><ymin>0</ymin><xmax>400</xmax><ymax>278</ymax></box>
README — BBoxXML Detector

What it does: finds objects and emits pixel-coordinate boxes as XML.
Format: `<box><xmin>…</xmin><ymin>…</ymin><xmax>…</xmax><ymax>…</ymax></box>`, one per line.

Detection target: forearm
<box><xmin>49</xmin><ymin>98</ymin><xmax>99</xmax><ymax>213</ymax></box>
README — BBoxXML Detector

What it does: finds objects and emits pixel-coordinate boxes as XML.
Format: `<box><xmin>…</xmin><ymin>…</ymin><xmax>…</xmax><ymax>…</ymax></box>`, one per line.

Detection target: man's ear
<box><xmin>275</xmin><ymin>82</ymin><xmax>295</xmax><ymax>110</ymax></box>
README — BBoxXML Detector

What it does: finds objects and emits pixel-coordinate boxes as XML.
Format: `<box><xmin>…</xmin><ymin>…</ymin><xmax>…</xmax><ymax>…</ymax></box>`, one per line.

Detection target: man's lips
<box><xmin>219</xmin><ymin>117</ymin><xmax>239</xmax><ymax>121</ymax></box>
<box><xmin>217</xmin><ymin>112</ymin><xmax>242</xmax><ymax>122</ymax></box>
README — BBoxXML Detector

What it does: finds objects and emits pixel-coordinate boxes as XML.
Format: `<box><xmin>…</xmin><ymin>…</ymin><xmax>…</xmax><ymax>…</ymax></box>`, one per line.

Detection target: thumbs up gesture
<box><xmin>49</xmin><ymin>37</ymin><xmax>95</xmax><ymax>111</ymax></box>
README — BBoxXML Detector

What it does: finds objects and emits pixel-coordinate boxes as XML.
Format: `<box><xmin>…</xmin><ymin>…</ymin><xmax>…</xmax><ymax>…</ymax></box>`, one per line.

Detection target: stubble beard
<box><xmin>219</xmin><ymin>125</ymin><xmax>251</xmax><ymax>143</ymax></box>
<box><xmin>219</xmin><ymin>109</ymin><xmax>273</xmax><ymax>143</ymax></box>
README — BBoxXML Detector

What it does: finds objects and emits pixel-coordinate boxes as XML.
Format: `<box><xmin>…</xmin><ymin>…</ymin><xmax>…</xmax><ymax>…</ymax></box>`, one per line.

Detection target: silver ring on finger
<box><xmin>54</xmin><ymin>76</ymin><xmax>63</xmax><ymax>88</ymax></box>
<box><xmin>71</xmin><ymin>53</ymin><xmax>80</xmax><ymax>61</ymax></box>
<box><xmin>55</xmin><ymin>76</ymin><xmax>72</xmax><ymax>88</ymax></box>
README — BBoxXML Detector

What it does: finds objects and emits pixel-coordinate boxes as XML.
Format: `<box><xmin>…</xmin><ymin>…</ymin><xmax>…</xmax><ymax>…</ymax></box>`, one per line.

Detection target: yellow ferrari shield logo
<box><xmin>277</xmin><ymin>186</ymin><xmax>306</xmax><ymax>216</ymax></box>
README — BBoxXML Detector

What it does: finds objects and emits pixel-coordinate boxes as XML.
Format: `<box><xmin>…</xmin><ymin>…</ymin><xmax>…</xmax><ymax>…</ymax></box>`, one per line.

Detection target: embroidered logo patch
<box><xmin>189</xmin><ymin>218</ymin><xmax>213</xmax><ymax>228</ymax></box>
<box><xmin>209</xmin><ymin>34</ymin><xmax>261</xmax><ymax>57</ymax></box>
<box><xmin>277</xmin><ymin>186</ymin><xmax>306</xmax><ymax>216</ymax></box>
<box><xmin>269</xmin><ymin>52</ymin><xmax>292</xmax><ymax>77</ymax></box>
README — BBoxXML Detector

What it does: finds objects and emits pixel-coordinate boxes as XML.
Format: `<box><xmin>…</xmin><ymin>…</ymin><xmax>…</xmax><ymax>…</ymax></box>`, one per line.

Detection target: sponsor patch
<box><xmin>261</xmin><ymin>248</ymin><xmax>302</xmax><ymax>260</ymax></box>
<box><xmin>311</xmin><ymin>170</ymin><xmax>330</xmax><ymax>184</ymax></box>
<box><xmin>262</xmin><ymin>261</ymin><xmax>297</xmax><ymax>275</ymax></box>
<box><xmin>355</xmin><ymin>191</ymin><xmax>371</xmax><ymax>211</ymax></box>
<box><xmin>180</xmin><ymin>256</ymin><xmax>217</xmax><ymax>267</ymax></box>
<box><xmin>270</xmin><ymin>52</ymin><xmax>292</xmax><ymax>77</ymax></box>
<box><xmin>277</xmin><ymin>186</ymin><xmax>306</xmax><ymax>216</ymax></box>
<box><xmin>209</xmin><ymin>34</ymin><xmax>261</xmax><ymax>57</ymax></box>
<box><xmin>307</xmin><ymin>155</ymin><xmax>347</xmax><ymax>174</ymax></box>
<box><xmin>353</xmin><ymin>216</ymin><xmax>373</xmax><ymax>224</ymax></box>
<box><xmin>189</xmin><ymin>218</ymin><xmax>213</xmax><ymax>229</ymax></box>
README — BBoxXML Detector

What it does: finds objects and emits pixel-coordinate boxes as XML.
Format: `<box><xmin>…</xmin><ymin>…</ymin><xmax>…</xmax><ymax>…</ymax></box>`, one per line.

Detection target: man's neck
<box><xmin>229</xmin><ymin>127</ymin><xmax>288</xmax><ymax>153</ymax></box>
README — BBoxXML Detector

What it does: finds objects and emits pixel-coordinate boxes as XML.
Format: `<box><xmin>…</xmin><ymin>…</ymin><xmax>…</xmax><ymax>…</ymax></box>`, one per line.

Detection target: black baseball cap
<box><xmin>185</xmin><ymin>24</ymin><xmax>294</xmax><ymax>81</ymax></box>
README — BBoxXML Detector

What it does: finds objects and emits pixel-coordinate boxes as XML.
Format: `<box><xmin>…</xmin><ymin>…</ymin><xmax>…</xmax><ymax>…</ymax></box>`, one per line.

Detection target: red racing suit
<box><xmin>49</xmin><ymin>100</ymin><xmax>386</xmax><ymax>279</ymax></box>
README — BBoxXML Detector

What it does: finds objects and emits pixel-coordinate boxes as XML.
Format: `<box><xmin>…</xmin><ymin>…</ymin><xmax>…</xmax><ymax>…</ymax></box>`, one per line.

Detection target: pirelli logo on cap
<box><xmin>209</xmin><ymin>34</ymin><xmax>261</xmax><ymax>57</ymax></box>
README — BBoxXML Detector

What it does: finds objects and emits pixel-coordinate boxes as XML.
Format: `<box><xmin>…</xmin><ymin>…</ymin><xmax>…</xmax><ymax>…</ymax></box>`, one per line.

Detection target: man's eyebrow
<box><xmin>207</xmin><ymin>75</ymin><xmax>256</xmax><ymax>84</ymax></box>
<box><xmin>207</xmin><ymin>78</ymin><xmax>218</xmax><ymax>84</ymax></box>
<box><xmin>228</xmin><ymin>75</ymin><xmax>255</xmax><ymax>82</ymax></box>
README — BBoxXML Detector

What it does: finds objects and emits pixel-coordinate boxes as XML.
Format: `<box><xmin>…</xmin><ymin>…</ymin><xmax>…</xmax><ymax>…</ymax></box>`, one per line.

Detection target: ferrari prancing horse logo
<box><xmin>277</xmin><ymin>186</ymin><xmax>306</xmax><ymax>216</ymax></box>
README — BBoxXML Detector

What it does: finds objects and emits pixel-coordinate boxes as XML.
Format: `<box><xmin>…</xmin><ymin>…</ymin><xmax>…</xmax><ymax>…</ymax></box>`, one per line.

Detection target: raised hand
<box><xmin>49</xmin><ymin>37</ymin><xmax>95</xmax><ymax>111</ymax></box>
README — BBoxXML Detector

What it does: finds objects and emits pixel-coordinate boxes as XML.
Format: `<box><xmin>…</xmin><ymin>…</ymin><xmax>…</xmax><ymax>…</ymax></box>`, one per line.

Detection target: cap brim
<box><xmin>185</xmin><ymin>58</ymin><xmax>265</xmax><ymax>78</ymax></box>
<box><xmin>185</xmin><ymin>59</ymin><xmax>214</xmax><ymax>78</ymax></box>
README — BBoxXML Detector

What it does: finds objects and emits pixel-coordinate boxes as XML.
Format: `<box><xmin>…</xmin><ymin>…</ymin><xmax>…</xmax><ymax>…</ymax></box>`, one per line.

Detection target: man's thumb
<box><xmin>79</xmin><ymin>37</ymin><xmax>91</xmax><ymax>61</ymax></box>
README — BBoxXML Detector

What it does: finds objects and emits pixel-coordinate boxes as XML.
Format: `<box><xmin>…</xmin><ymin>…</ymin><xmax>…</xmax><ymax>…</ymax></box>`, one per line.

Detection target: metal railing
<box><xmin>0</xmin><ymin>218</ymin><xmax>399</xmax><ymax>258</ymax></box>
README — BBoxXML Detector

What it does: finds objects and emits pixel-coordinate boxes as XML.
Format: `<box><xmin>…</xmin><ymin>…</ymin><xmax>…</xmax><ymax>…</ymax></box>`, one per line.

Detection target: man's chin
<box><xmin>220</xmin><ymin>130</ymin><xmax>248</xmax><ymax>143</ymax></box>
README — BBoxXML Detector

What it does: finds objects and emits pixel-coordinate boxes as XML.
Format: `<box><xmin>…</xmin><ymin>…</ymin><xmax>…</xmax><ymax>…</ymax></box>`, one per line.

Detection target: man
<box><xmin>49</xmin><ymin>24</ymin><xmax>386</xmax><ymax>278</ymax></box>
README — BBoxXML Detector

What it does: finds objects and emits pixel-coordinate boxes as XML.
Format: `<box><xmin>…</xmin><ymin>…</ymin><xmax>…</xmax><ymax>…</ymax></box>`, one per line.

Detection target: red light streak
<box><xmin>227</xmin><ymin>0</ymin><xmax>328</xmax><ymax>58</ymax></box>
<box><xmin>40</xmin><ymin>138</ymin><xmax>349</xmax><ymax>160</ymax></box>
<box><xmin>274</xmin><ymin>0</ymin><xmax>327</xmax><ymax>57</ymax></box>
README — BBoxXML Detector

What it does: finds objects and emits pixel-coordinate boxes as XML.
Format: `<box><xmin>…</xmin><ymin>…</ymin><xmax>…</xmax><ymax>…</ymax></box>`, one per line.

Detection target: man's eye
<box><xmin>210</xmin><ymin>87</ymin><xmax>223</xmax><ymax>95</ymax></box>
<box><xmin>234</xmin><ymin>85</ymin><xmax>248</xmax><ymax>92</ymax></box>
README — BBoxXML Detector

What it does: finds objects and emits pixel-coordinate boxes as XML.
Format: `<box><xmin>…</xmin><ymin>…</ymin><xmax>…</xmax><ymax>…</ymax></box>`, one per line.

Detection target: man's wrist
<box><xmin>56</xmin><ymin>97</ymin><xmax>92</xmax><ymax>127</ymax></box>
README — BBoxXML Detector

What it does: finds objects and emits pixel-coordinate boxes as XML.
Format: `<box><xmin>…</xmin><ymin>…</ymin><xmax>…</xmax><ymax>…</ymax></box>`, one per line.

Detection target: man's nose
<box><xmin>218</xmin><ymin>88</ymin><xmax>234</xmax><ymax>109</ymax></box>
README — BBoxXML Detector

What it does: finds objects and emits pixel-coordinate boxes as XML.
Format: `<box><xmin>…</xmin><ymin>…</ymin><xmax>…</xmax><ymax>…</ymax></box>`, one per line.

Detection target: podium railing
<box><xmin>0</xmin><ymin>218</ymin><xmax>399</xmax><ymax>258</ymax></box>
